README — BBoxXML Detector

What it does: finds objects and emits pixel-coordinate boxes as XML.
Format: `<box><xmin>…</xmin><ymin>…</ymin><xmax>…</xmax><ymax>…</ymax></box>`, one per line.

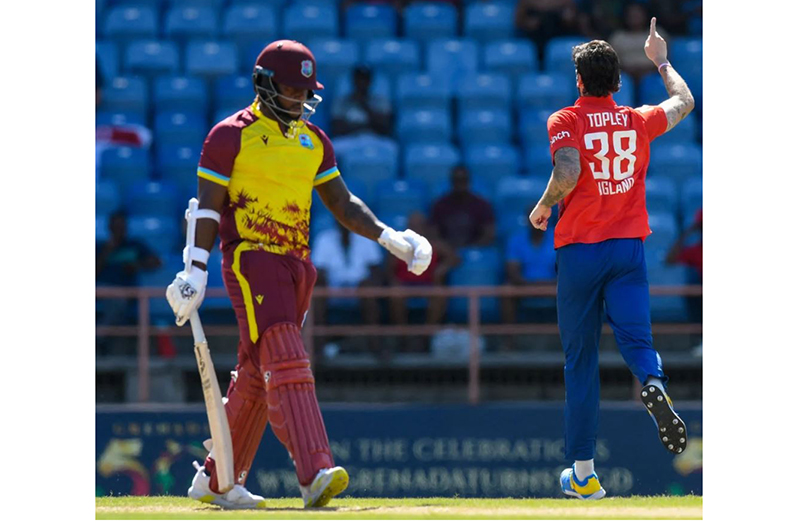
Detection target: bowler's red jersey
<box><xmin>547</xmin><ymin>95</ymin><xmax>668</xmax><ymax>249</ymax></box>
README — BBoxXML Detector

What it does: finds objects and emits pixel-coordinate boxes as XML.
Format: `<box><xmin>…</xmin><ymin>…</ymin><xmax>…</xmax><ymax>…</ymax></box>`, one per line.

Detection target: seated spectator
<box><xmin>96</xmin><ymin>211</ymin><xmax>162</xmax><ymax>328</ymax></box>
<box><xmin>609</xmin><ymin>2</ymin><xmax>670</xmax><ymax>81</ymax></box>
<box><xmin>501</xmin><ymin>221</ymin><xmax>557</xmax><ymax>326</ymax></box>
<box><xmin>311</xmin><ymin>220</ymin><xmax>385</xmax><ymax>356</ymax></box>
<box><xmin>387</xmin><ymin>212</ymin><xmax>460</xmax><ymax>351</ymax></box>
<box><xmin>666</xmin><ymin>208</ymin><xmax>702</xmax><ymax>324</ymax></box>
<box><xmin>331</xmin><ymin>66</ymin><xmax>392</xmax><ymax>137</ymax></box>
<box><xmin>515</xmin><ymin>0</ymin><xmax>580</xmax><ymax>63</ymax></box>
<box><xmin>430</xmin><ymin>165</ymin><xmax>496</xmax><ymax>249</ymax></box>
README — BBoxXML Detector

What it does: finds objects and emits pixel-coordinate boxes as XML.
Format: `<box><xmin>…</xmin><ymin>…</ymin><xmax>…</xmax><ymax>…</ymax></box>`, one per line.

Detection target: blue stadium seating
<box><xmin>223</xmin><ymin>4</ymin><xmax>278</xmax><ymax>67</ymax></box>
<box><xmin>96</xmin><ymin>111</ymin><xmax>147</xmax><ymax>128</ymax></box>
<box><xmin>345</xmin><ymin>3</ymin><xmax>398</xmax><ymax>43</ymax></box>
<box><xmin>638</xmin><ymin>71</ymin><xmax>668</xmax><ymax>106</ymax></box>
<box><xmin>127</xmin><ymin>181</ymin><xmax>180</xmax><ymax>217</ymax></box>
<box><xmin>214</xmin><ymin>75</ymin><xmax>255</xmax><ymax>113</ymax></box>
<box><xmin>464</xmin><ymin>1</ymin><xmax>515</xmax><ymax>43</ymax></box>
<box><xmin>403</xmin><ymin>2</ymin><xmax>458</xmax><ymax>43</ymax></box>
<box><xmin>494</xmin><ymin>176</ymin><xmax>547</xmax><ymax>213</ymax></box>
<box><xmin>646</xmin><ymin>263</ymin><xmax>689</xmax><ymax>321</ymax></box>
<box><xmin>404</xmin><ymin>143</ymin><xmax>461</xmax><ymax>186</ymax></box>
<box><xmin>336</xmin><ymin>137</ymin><xmax>400</xmax><ymax>200</ymax></box>
<box><xmin>128</xmin><ymin>215</ymin><xmax>181</xmax><ymax>255</ymax></box>
<box><xmin>396</xmin><ymin>73</ymin><xmax>451</xmax><ymax>111</ymax></box>
<box><xmin>164</xmin><ymin>7</ymin><xmax>218</xmax><ymax>44</ymax></box>
<box><xmin>646</xmin><ymin>211</ymin><xmax>679</xmax><ymax>252</ymax></box>
<box><xmin>375</xmin><ymin>179</ymin><xmax>428</xmax><ymax>216</ymax></box>
<box><xmin>518</xmin><ymin>73</ymin><xmax>576</xmax><ymax>111</ymax></box>
<box><xmin>100</xmin><ymin>146</ymin><xmax>151</xmax><ymax>189</ymax></box>
<box><xmin>430</xmin><ymin>176</ymin><xmax>495</xmax><ymax>203</ymax></box>
<box><xmin>156</xmin><ymin>145</ymin><xmax>201</xmax><ymax>198</ymax></box>
<box><xmin>307</xmin><ymin>39</ymin><xmax>360</xmax><ymax>94</ymax></box>
<box><xmin>448</xmin><ymin>247</ymin><xmax>503</xmax><ymax>322</ymax></box>
<box><xmin>670</xmin><ymin>38</ymin><xmax>702</xmax><ymax>77</ymax></box>
<box><xmin>426</xmin><ymin>39</ymin><xmax>480</xmax><ymax>89</ymax></box>
<box><xmin>656</xmin><ymin>112</ymin><xmax>697</xmax><ymax>144</ymax></box>
<box><xmin>139</xmin><ymin>254</ymin><xmax>183</xmax><ymax>324</ymax></box>
<box><xmin>464</xmin><ymin>144</ymin><xmax>521</xmax><ymax>182</ymax></box>
<box><xmin>681</xmin><ymin>177</ymin><xmax>702</xmax><ymax>228</ymax></box>
<box><xmin>154</xmin><ymin>110</ymin><xmax>208</xmax><ymax>146</ymax></box>
<box><xmin>364</xmin><ymin>39</ymin><xmax>422</xmax><ymax>82</ymax></box>
<box><xmin>334</xmin><ymin>71</ymin><xmax>392</xmax><ymax>103</ymax></box>
<box><xmin>96</xmin><ymin>215</ymin><xmax>110</xmax><ymax>243</ymax></box>
<box><xmin>99</xmin><ymin>76</ymin><xmax>148</xmax><ymax>117</ymax></box>
<box><xmin>483</xmin><ymin>40</ymin><xmax>538</xmax><ymax>82</ymax></box>
<box><xmin>518</xmin><ymin>109</ymin><xmax>552</xmax><ymax>148</ymax></box>
<box><xmin>396</xmin><ymin>109</ymin><xmax>452</xmax><ymax>146</ymax></box>
<box><xmin>614</xmin><ymin>72</ymin><xmax>634</xmax><ymax>107</ymax></box>
<box><xmin>96</xmin><ymin>41</ymin><xmax>120</xmax><ymax>82</ymax></box>
<box><xmin>455</xmin><ymin>73</ymin><xmax>512</xmax><ymax>112</ymax></box>
<box><xmin>170</xmin><ymin>0</ymin><xmax>225</xmax><ymax>7</ymax></box>
<box><xmin>283</xmin><ymin>4</ymin><xmax>339</xmax><ymax>44</ymax></box>
<box><xmin>645</xmin><ymin>178</ymin><xmax>678</xmax><ymax>215</ymax></box>
<box><xmin>524</xmin><ymin>145</ymin><xmax>553</xmax><ymax>177</ymax></box>
<box><xmin>153</xmin><ymin>76</ymin><xmax>209</xmax><ymax>114</ymax></box>
<box><xmin>103</xmin><ymin>6</ymin><xmax>158</xmax><ymax>42</ymax></box>
<box><xmin>186</xmin><ymin>41</ymin><xmax>239</xmax><ymax>79</ymax></box>
<box><xmin>229</xmin><ymin>0</ymin><xmax>287</xmax><ymax>6</ymax></box>
<box><xmin>649</xmin><ymin>143</ymin><xmax>702</xmax><ymax>182</ymax></box>
<box><xmin>544</xmin><ymin>37</ymin><xmax>584</xmax><ymax>75</ymax></box>
<box><xmin>96</xmin><ymin>180</ymin><xmax>121</xmax><ymax>216</ymax></box>
<box><xmin>458</xmin><ymin>109</ymin><xmax>512</xmax><ymax>146</ymax></box>
<box><xmin>125</xmin><ymin>40</ymin><xmax>180</xmax><ymax>78</ymax></box>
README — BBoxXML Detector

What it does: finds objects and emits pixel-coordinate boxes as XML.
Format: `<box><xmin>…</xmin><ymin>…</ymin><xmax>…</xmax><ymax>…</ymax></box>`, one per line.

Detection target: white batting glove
<box><xmin>401</xmin><ymin>229</ymin><xmax>433</xmax><ymax>276</ymax></box>
<box><xmin>165</xmin><ymin>268</ymin><xmax>208</xmax><ymax>326</ymax></box>
<box><xmin>378</xmin><ymin>227</ymin><xmax>414</xmax><ymax>265</ymax></box>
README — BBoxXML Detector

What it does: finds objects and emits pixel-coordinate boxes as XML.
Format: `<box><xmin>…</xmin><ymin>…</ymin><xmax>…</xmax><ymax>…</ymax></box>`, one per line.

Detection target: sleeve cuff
<box><xmin>313</xmin><ymin>167</ymin><xmax>341</xmax><ymax>187</ymax></box>
<box><xmin>197</xmin><ymin>167</ymin><xmax>230</xmax><ymax>187</ymax></box>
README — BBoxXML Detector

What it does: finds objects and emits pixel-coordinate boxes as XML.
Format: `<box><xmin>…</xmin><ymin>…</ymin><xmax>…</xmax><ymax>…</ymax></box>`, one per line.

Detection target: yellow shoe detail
<box><xmin>570</xmin><ymin>475</ymin><xmax>603</xmax><ymax>496</ymax></box>
<box><xmin>307</xmin><ymin>467</ymin><xmax>349</xmax><ymax>508</ymax></box>
<box><xmin>198</xmin><ymin>495</ymin><xmax>216</xmax><ymax>503</ymax></box>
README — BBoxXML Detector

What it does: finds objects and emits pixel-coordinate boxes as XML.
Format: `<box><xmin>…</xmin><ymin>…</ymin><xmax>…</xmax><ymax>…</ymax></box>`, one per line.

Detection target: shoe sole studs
<box><xmin>640</xmin><ymin>386</ymin><xmax>688</xmax><ymax>455</ymax></box>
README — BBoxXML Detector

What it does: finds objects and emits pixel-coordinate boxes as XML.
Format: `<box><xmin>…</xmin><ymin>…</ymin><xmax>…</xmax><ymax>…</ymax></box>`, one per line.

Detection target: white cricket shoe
<box><xmin>299</xmin><ymin>466</ymin><xmax>349</xmax><ymax>508</ymax></box>
<box><xmin>187</xmin><ymin>461</ymin><xmax>267</xmax><ymax>510</ymax></box>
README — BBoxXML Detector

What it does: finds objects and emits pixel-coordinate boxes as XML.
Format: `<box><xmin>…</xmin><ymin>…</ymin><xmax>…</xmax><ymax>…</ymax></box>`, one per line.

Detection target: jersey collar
<box><xmin>575</xmin><ymin>95</ymin><xmax>617</xmax><ymax>108</ymax></box>
<box><xmin>251</xmin><ymin>101</ymin><xmax>288</xmax><ymax>134</ymax></box>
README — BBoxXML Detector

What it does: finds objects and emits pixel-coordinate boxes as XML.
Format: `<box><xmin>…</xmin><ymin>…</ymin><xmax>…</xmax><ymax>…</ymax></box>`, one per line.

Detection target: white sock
<box><xmin>574</xmin><ymin>459</ymin><xmax>595</xmax><ymax>481</ymax></box>
<box><xmin>645</xmin><ymin>377</ymin><xmax>665</xmax><ymax>391</ymax></box>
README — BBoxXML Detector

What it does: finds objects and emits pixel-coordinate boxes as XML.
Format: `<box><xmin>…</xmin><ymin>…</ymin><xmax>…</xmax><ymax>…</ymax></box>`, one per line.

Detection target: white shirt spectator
<box><xmin>311</xmin><ymin>227</ymin><xmax>383</xmax><ymax>287</ymax></box>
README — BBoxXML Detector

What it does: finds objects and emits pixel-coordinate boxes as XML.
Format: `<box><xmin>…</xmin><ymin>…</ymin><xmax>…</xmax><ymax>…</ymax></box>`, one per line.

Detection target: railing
<box><xmin>96</xmin><ymin>285</ymin><xmax>702</xmax><ymax>404</ymax></box>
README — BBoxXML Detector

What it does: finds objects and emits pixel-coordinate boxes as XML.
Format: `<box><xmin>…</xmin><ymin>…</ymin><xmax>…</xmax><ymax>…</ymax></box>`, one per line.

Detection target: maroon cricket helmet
<box><xmin>254</xmin><ymin>40</ymin><xmax>324</xmax><ymax>91</ymax></box>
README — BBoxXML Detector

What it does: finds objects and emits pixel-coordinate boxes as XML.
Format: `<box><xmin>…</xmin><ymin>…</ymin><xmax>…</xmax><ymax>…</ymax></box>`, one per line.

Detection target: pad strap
<box><xmin>183</xmin><ymin>246</ymin><xmax>210</xmax><ymax>266</ymax></box>
<box><xmin>193</xmin><ymin>209</ymin><xmax>221</xmax><ymax>223</ymax></box>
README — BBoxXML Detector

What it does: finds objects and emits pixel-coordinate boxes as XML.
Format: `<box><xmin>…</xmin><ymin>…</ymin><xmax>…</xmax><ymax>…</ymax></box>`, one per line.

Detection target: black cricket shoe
<box><xmin>640</xmin><ymin>384</ymin><xmax>688</xmax><ymax>455</ymax></box>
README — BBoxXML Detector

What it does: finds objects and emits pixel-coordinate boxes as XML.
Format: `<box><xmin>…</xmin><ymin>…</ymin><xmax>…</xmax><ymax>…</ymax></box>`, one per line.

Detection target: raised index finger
<box><xmin>650</xmin><ymin>17</ymin><xmax>657</xmax><ymax>35</ymax></box>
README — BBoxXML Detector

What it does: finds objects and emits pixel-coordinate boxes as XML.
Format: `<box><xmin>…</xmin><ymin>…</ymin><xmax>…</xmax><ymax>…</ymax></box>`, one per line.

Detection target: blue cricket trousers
<box><xmin>556</xmin><ymin>238</ymin><xmax>667</xmax><ymax>462</ymax></box>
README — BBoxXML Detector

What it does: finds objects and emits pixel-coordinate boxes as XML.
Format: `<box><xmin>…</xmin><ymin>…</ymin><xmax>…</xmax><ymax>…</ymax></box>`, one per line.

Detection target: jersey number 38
<box><xmin>584</xmin><ymin>130</ymin><xmax>637</xmax><ymax>181</ymax></box>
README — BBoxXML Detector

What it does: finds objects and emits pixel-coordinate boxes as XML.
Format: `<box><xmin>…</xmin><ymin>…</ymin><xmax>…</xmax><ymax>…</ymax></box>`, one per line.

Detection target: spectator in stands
<box><xmin>666</xmin><ymin>208</ymin><xmax>702</xmax><ymax>323</ymax></box>
<box><xmin>430</xmin><ymin>165</ymin><xmax>496</xmax><ymax>249</ymax></box>
<box><xmin>609</xmin><ymin>2</ymin><xmax>670</xmax><ymax>80</ymax></box>
<box><xmin>388</xmin><ymin>212</ymin><xmax>460</xmax><ymax>351</ymax></box>
<box><xmin>331</xmin><ymin>66</ymin><xmax>392</xmax><ymax>137</ymax></box>
<box><xmin>501</xmin><ymin>217</ymin><xmax>557</xmax><ymax>326</ymax></box>
<box><xmin>515</xmin><ymin>0</ymin><xmax>585</xmax><ymax>63</ymax></box>
<box><xmin>311</xmin><ymin>220</ymin><xmax>385</xmax><ymax>356</ymax></box>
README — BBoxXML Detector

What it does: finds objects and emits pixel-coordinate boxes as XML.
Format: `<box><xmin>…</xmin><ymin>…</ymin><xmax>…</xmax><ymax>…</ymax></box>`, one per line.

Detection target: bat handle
<box><xmin>189</xmin><ymin>311</ymin><xmax>206</xmax><ymax>345</ymax></box>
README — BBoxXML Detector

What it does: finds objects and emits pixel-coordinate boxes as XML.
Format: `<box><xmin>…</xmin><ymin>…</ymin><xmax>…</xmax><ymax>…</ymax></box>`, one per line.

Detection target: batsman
<box><xmin>165</xmin><ymin>40</ymin><xmax>433</xmax><ymax>509</ymax></box>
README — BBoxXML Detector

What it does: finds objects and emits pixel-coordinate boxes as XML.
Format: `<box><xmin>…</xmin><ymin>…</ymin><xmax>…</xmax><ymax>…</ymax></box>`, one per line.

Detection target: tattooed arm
<box><xmin>644</xmin><ymin>17</ymin><xmax>695</xmax><ymax>132</ymax></box>
<box><xmin>314</xmin><ymin>176</ymin><xmax>385</xmax><ymax>241</ymax></box>
<box><xmin>528</xmin><ymin>146</ymin><xmax>581</xmax><ymax>231</ymax></box>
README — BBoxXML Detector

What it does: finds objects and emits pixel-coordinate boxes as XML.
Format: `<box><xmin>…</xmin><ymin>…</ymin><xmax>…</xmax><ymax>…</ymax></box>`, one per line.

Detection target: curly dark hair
<box><xmin>572</xmin><ymin>40</ymin><xmax>621</xmax><ymax>97</ymax></box>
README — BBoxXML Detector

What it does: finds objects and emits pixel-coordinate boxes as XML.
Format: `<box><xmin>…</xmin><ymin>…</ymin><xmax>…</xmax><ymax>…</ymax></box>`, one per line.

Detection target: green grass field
<box><xmin>96</xmin><ymin>495</ymin><xmax>702</xmax><ymax>520</ymax></box>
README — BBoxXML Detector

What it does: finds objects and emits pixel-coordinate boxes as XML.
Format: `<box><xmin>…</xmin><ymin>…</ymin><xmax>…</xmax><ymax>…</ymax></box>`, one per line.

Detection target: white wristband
<box><xmin>183</xmin><ymin>246</ymin><xmax>210</xmax><ymax>266</ymax></box>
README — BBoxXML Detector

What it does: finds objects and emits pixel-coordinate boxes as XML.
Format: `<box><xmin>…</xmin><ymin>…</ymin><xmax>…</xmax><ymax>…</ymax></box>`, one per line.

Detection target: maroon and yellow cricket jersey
<box><xmin>197</xmin><ymin>101</ymin><xmax>340</xmax><ymax>260</ymax></box>
<box><xmin>547</xmin><ymin>95</ymin><xmax>668</xmax><ymax>249</ymax></box>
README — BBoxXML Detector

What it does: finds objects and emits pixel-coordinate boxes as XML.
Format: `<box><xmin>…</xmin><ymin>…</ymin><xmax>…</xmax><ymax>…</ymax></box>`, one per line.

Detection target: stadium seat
<box><xmin>448</xmin><ymin>247</ymin><xmax>503</xmax><ymax>323</ymax></box>
<box><xmin>126</xmin><ymin>181</ymin><xmax>180</xmax><ymax>217</ymax></box>
<box><xmin>337</xmin><ymin>137</ymin><xmax>400</xmax><ymax>200</ymax></box>
<box><xmin>128</xmin><ymin>215</ymin><xmax>181</xmax><ymax>256</ymax></box>
<box><xmin>307</xmin><ymin>39</ymin><xmax>360</xmax><ymax>94</ymax></box>
<box><xmin>670</xmin><ymin>38</ymin><xmax>702</xmax><ymax>78</ymax></box>
<box><xmin>524</xmin><ymin>145</ymin><xmax>553</xmax><ymax>177</ymax></box>
<box><xmin>457</xmin><ymin>109</ymin><xmax>512</xmax><ymax>147</ymax></box>
<box><xmin>544</xmin><ymin>37</ymin><xmax>585</xmax><ymax>75</ymax></box>
<box><xmin>518</xmin><ymin>109</ymin><xmax>552</xmax><ymax>148</ymax></box>
<box><xmin>364</xmin><ymin>39</ymin><xmax>421</xmax><ymax>82</ymax></box>
<box><xmin>124</xmin><ymin>40</ymin><xmax>180</xmax><ymax>78</ymax></box>
<box><xmin>334</xmin><ymin>71</ymin><xmax>392</xmax><ymax>103</ymax></box>
<box><xmin>375</xmin><ymin>179</ymin><xmax>428</xmax><ymax>216</ymax></box>
<box><xmin>164</xmin><ymin>7</ymin><xmax>218</xmax><ymax>44</ymax></box>
<box><xmin>396</xmin><ymin>109</ymin><xmax>452</xmax><ymax>146</ymax></box>
<box><xmin>464</xmin><ymin>1</ymin><xmax>514</xmax><ymax>43</ymax></box>
<box><xmin>646</xmin><ymin>211</ymin><xmax>679</xmax><ymax>252</ymax></box>
<box><xmin>403</xmin><ymin>2</ymin><xmax>458</xmax><ymax>43</ymax></box>
<box><xmin>638</xmin><ymin>71</ymin><xmax>668</xmax><ymax>106</ymax></box>
<box><xmin>170</xmin><ymin>0</ymin><xmax>225</xmax><ymax>7</ymax></box>
<box><xmin>96</xmin><ymin>215</ymin><xmax>110</xmax><ymax>244</ymax></box>
<box><xmin>283</xmin><ymin>3</ymin><xmax>338</xmax><ymax>44</ymax></box>
<box><xmin>222</xmin><ymin>4</ymin><xmax>278</xmax><ymax>67</ymax></box>
<box><xmin>185</xmin><ymin>41</ymin><xmax>239</xmax><ymax>80</ymax></box>
<box><xmin>153</xmin><ymin>76</ymin><xmax>209</xmax><ymax>114</ymax></box>
<box><xmin>494</xmin><ymin>176</ymin><xmax>548</xmax><ymax>216</ymax></box>
<box><xmin>614</xmin><ymin>72</ymin><xmax>635</xmax><ymax>107</ymax></box>
<box><xmin>157</xmin><ymin>143</ymin><xmax>201</xmax><ymax>187</ymax></box>
<box><xmin>430</xmin><ymin>176</ymin><xmax>495</xmax><ymax>203</ymax></box>
<box><xmin>99</xmin><ymin>76</ymin><xmax>148</xmax><ymax>117</ymax></box>
<box><xmin>96</xmin><ymin>180</ymin><xmax>121</xmax><ymax>216</ymax></box>
<box><xmin>103</xmin><ymin>6</ymin><xmax>158</xmax><ymax>43</ymax></box>
<box><xmin>649</xmin><ymin>144</ymin><xmax>702</xmax><ymax>182</ymax></box>
<box><xmin>404</xmin><ymin>143</ymin><xmax>461</xmax><ymax>186</ymax></box>
<box><xmin>483</xmin><ymin>40</ymin><xmax>538</xmax><ymax>82</ymax></box>
<box><xmin>154</xmin><ymin>110</ymin><xmax>208</xmax><ymax>146</ymax></box>
<box><xmin>96</xmin><ymin>41</ymin><xmax>119</xmax><ymax>82</ymax></box>
<box><xmin>96</xmin><ymin>111</ymin><xmax>147</xmax><ymax>128</ymax></box>
<box><xmin>655</xmin><ymin>112</ymin><xmax>698</xmax><ymax>144</ymax></box>
<box><xmin>464</xmin><ymin>144</ymin><xmax>521</xmax><ymax>182</ymax></box>
<box><xmin>396</xmin><ymin>73</ymin><xmax>452</xmax><ymax>111</ymax></box>
<box><xmin>214</xmin><ymin>75</ymin><xmax>255</xmax><ymax>113</ymax></box>
<box><xmin>455</xmin><ymin>73</ymin><xmax>512</xmax><ymax>112</ymax></box>
<box><xmin>229</xmin><ymin>0</ymin><xmax>287</xmax><ymax>6</ymax></box>
<box><xmin>426</xmin><ymin>39</ymin><xmax>480</xmax><ymax>89</ymax></box>
<box><xmin>518</xmin><ymin>73</ymin><xmax>576</xmax><ymax>111</ymax></box>
<box><xmin>345</xmin><ymin>3</ymin><xmax>398</xmax><ymax>43</ymax></box>
<box><xmin>646</xmin><ymin>262</ymin><xmax>689</xmax><ymax>322</ymax></box>
<box><xmin>139</xmin><ymin>254</ymin><xmax>184</xmax><ymax>324</ymax></box>
<box><xmin>100</xmin><ymin>147</ymin><xmax>151</xmax><ymax>190</ymax></box>
<box><xmin>645</xmin><ymin>178</ymin><xmax>678</xmax><ymax>215</ymax></box>
<box><xmin>681</xmin><ymin>177</ymin><xmax>702</xmax><ymax>228</ymax></box>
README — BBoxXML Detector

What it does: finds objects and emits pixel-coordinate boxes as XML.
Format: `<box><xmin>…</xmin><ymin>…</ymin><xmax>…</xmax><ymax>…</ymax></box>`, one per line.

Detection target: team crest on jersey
<box><xmin>301</xmin><ymin>60</ymin><xmax>313</xmax><ymax>78</ymax></box>
<box><xmin>299</xmin><ymin>134</ymin><xmax>314</xmax><ymax>149</ymax></box>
